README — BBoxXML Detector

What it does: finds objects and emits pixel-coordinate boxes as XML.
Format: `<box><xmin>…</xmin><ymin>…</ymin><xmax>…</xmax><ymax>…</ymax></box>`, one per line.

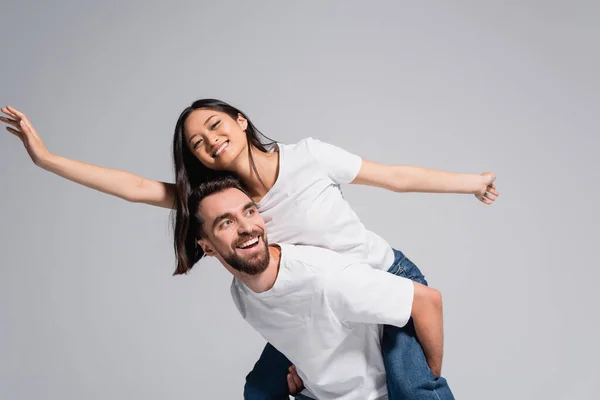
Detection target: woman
<box><xmin>2</xmin><ymin>100</ymin><xmax>497</xmax><ymax>399</ymax></box>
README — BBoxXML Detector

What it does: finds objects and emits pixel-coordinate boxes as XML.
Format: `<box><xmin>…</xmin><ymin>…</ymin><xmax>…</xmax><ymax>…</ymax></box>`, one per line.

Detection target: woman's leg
<box><xmin>382</xmin><ymin>249</ymin><xmax>455</xmax><ymax>400</ymax></box>
<box><xmin>244</xmin><ymin>342</ymin><xmax>292</xmax><ymax>400</ymax></box>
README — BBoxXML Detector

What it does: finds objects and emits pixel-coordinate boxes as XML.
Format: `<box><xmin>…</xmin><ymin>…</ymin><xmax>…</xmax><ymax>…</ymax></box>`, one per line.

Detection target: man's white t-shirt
<box><xmin>257</xmin><ymin>138</ymin><xmax>395</xmax><ymax>271</ymax></box>
<box><xmin>230</xmin><ymin>244</ymin><xmax>415</xmax><ymax>400</ymax></box>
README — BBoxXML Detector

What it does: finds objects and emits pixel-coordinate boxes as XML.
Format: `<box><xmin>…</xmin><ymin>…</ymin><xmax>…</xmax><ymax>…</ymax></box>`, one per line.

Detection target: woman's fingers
<box><xmin>6</xmin><ymin>106</ymin><xmax>25</xmax><ymax>119</ymax></box>
<box><xmin>18</xmin><ymin>118</ymin><xmax>35</xmax><ymax>136</ymax></box>
<box><xmin>483</xmin><ymin>192</ymin><xmax>497</xmax><ymax>202</ymax></box>
<box><xmin>487</xmin><ymin>187</ymin><xmax>499</xmax><ymax>197</ymax></box>
<box><xmin>477</xmin><ymin>194</ymin><xmax>493</xmax><ymax>205</ymax></box>
<box><xmin>6</xmin><ymin>107</ymin><xmax>33</xmax><ymax>131</ymax></box>
<box><xmin>1</xmin><ymin>107</ymin><xmax>18</xmax><ymax>119</ymax></box>
<box><xmin>0</xmin><ymin>116</ymin><xmax>21</xmax><ymax>129</ymax></box>
<box><xmin>4</xmin><ymin>106</ymin><xmax>40</xmax><ymax>140</ymax></box>
<box><xmin>6</xmin><ymin>126</ymin><xmax>24</xmax><ymax>139</ymax></box>
<box><xmin>3</xmin><ymin>107</ymin><xmax>21</xmax><ymax>122</ymax></box>
<box><xmin>475</xmin><ymin>179</ymin><xmax>499</xmax><ymax>205</ymax></box>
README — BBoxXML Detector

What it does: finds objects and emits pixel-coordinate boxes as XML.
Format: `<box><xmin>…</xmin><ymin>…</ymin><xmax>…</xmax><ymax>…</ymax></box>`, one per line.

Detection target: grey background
<box><xmin>1</xmin><ymin>1</ymin><xmax>598</xmax><ymax>399</ymax></box>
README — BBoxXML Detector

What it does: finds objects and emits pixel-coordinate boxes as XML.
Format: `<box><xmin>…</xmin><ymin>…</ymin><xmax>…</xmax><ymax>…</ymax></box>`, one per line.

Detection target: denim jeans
<box><xmin>244</xmin><ymin>249</ymin><xmax>455</xmax><ymax>400</ymax></box>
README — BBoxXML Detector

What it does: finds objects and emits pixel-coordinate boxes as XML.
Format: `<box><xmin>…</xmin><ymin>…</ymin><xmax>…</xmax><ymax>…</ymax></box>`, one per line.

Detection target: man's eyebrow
<box><xmin>212</xmin><ymin>212</ymin><xmax>233</xmax><ymax>230</ymax></box>
<box><xmin>211</xmin><ymin>201</ymin><xmax>257</xmax><ymax>230</ymax></box>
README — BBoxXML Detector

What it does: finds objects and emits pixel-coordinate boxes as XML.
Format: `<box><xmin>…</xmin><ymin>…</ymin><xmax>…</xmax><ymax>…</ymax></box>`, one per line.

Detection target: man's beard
<box><xmin>223</xmin><ymin>233</ymin><xmax>270</xmax><ymax>276</ymax></box>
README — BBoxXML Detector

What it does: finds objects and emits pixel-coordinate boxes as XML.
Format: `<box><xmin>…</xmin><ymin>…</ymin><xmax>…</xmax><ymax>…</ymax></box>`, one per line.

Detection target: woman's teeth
<box><xmin>213</xmin><ymin>141</ymin><xmax>229</xmax><ymax>157</ymax></box>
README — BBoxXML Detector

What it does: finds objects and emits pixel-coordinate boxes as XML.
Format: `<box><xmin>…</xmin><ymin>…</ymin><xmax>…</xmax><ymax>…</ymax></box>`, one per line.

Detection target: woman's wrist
<box><xmin>38</xmin><ymin>152</ymin><xmax>56</xmax><ymax>170</ymax></box>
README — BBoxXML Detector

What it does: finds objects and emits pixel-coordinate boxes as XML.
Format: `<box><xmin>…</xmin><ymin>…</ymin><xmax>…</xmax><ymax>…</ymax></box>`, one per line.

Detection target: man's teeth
<box><xmin>238</xmin><ymin>237</ymin><xmax>259</xmax><ymax>248</ymax></box>
<box><xmin>213</xmin><ymin>141</ymin><xmax>228</xmax><ymax>157</ymax></box>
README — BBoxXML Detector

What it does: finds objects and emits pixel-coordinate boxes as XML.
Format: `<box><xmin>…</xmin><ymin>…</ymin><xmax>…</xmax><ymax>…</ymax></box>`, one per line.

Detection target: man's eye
<box><xmin>221</xmin><ymin>220</ymin><xmax>231</xmax><ymax>228</ymax></box>
<box><xmin>246</xmin><ymin>209</ymin><xmax>255</xmax><ymax>216</ymax></box>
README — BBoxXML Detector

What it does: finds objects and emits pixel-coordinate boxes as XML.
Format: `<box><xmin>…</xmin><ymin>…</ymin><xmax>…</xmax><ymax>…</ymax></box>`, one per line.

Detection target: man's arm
<box><xmin>326</xmin><ymin>265</ymin><xmax>444</xmax><ymax>376</ymax></box>
<box><xmin>411</xmin><ymin>282</ymin><xmax>444</xmax><ymax>376</ymax></box>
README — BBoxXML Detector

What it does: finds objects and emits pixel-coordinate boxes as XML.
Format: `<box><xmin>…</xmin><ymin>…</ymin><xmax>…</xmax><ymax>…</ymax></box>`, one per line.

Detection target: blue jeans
<box><xmin>244</xmin><ymin>249</ymin><xmax>455</xmax><ymax>400</ymax></box>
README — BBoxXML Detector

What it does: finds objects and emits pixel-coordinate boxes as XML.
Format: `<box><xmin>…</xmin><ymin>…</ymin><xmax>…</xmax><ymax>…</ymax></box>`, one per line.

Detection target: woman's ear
<box><xmin>237</xmin><ymin>113</ymin><xmax>248</xmax><ymax>131</ymax></box>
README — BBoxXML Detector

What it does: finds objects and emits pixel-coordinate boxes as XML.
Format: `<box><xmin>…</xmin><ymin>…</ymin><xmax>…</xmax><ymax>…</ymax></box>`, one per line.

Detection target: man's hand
<box><xmin>287</xmin><ymin>365</ymin><xmax>305</xmax><ymax>396</ymax></box>
<box><xmin>411</xmin><ymin>283</ymin><xmax>444</xmax><ymax>380</ymax></box>
<box><xmin>428</xmin><ymin>359</ymin><xmax>442</xmax><ymax>378</ymax></box>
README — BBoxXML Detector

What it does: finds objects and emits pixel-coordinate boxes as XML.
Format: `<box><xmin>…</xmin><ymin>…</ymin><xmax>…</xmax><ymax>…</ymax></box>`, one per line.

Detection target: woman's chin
<box><xmin>213</xmin><ymin>149</ymin><xmax>244</xmax><ymax>170</ymax></box>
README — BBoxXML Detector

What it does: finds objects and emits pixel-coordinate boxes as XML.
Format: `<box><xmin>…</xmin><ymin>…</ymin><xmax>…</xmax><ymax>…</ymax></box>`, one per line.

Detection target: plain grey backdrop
<box><xmin>1</xmin><ymin>1</ymin><xmax>598</xmax><ymax>399</ymax></box>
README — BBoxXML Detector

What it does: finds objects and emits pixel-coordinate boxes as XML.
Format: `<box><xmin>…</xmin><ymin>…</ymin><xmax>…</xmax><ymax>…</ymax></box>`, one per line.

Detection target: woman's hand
<box><xmin>2</xmin><ymin>106</ymin><xmax>176</xmax><ymax>208</ymax></box>
<box><xmin>475</xmin><ymin>172</ymin><xmax>499</xmax><ymax>205</ymax></box>
<box><xmin>1</xmin><ymin>106</ymin><xmax>51</xmax><ymax>167</ymax></box>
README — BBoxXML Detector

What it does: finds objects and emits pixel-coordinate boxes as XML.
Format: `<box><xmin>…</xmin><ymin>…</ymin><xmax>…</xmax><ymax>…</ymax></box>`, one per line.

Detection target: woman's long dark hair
<box><xmin>171</xmin><ymin>99</ymin><xmax>275</xmax><ymax>275</ymax></box>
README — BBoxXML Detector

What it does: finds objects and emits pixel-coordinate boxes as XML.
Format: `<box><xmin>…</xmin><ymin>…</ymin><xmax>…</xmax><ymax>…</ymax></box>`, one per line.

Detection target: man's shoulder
<box><xmin>278</xmin><ymin>243</ymin><xmax>354</xmax><ymax>270</ymax></box>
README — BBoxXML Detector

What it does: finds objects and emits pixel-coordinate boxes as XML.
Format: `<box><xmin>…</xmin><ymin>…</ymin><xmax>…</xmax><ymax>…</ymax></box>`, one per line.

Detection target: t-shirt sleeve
<box><xmin>303</xmin><ymin>137</ymin><xmax>362</xmax><ymax>184</ymax></box>
<box><xmin>325</xmin><ymin>263</ymin><xmax>414</xmax><ymax>328</ymax></box>
<box><xmin>230</xmin><ymin>279</ymin><xmax>247</xmax><ymax>318</ymax></box>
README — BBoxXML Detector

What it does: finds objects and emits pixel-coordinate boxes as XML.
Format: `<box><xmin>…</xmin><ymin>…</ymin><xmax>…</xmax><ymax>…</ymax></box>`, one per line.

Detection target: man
<box><xmin>191</xmin><ymin>176</ymin><xmax>452</xmax><ymax>399</ymax></box>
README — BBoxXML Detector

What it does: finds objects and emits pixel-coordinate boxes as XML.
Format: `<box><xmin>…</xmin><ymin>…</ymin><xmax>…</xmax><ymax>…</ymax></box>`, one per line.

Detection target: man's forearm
<box><xmin>411</xmin><ymin>284</ymin><xmax>444</xmax><ymax>376</ymax></box>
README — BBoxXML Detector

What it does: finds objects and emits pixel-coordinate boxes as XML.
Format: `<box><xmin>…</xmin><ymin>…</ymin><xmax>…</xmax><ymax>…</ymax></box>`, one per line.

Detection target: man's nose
<box><xmin>238</xmin><ymin>219</ymin><xmax>253</xmax><ymax>233</ymax></box>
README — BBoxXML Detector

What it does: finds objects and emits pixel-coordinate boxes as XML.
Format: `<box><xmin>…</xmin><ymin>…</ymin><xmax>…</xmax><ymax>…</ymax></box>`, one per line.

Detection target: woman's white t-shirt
<box><xmin>257</xmin><ymin>137</ymin><xmax>395</xmax><ymax>271</ymax></box>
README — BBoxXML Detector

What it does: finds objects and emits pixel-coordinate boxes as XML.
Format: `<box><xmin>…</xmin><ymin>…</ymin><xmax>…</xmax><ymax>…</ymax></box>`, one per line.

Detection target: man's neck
<box><xmin>239</xmin><ymin>244</ymin><xmax>282</xmax><ymax>293</ymax></box>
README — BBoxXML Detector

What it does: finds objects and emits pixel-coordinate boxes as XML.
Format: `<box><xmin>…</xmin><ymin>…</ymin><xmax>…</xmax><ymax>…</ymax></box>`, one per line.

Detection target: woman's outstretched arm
<box><xmin>2</xmin><ymin>106</ymin><xmax>176</xmax><ymax>209</ymax></box>
<box><xmin>351</xmin><ymin>159</ymin><xmax>499</xmax><ymax>205</ymax></box>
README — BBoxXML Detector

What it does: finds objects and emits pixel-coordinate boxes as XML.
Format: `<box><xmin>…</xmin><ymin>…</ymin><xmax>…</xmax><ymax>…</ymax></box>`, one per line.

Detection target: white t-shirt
<box><xmin>230</xmin><ymin>244</ymin><xmax>415</xmax><ymax>400</ymax></box>
<box><xmin>257</xmin><ymin>137</ymin><xmax>395</xmax><ymax>271</ymax></box>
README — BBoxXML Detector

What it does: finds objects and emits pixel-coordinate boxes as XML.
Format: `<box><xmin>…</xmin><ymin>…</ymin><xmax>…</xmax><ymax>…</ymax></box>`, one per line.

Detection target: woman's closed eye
<box><xmin>210</xmin><ymin>120</ymin><xmax>220</xmax><ymax>130</ymax></box>
<box><xmin>193</xmin><ymin>138</ymin><xmax>204</xmax><ymax>149</ymax></box>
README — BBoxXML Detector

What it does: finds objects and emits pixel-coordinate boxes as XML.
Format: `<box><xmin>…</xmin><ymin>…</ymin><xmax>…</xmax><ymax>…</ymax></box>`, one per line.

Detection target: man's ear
<box><xmin>198</xmin><ymin>239</ymin><xmax>216</xmax><ymax>257</ymax></box>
